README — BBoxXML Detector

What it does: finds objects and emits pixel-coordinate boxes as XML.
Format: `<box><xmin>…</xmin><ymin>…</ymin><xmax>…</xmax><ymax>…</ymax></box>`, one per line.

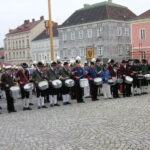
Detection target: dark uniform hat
<box><xmin>51</xmin><ymin>62</ymin><xmax>57</xmax><ymax>67</ymax></box>
<box><xmin>22</xmin><ymin>63</ymin><xmax>28</xmax><ymax>68</ymax></box>
<box><xmin>134</xmin><ymin>59</ymin><xmax>140</xmax><ymax>64</ymax></box>
<box><xmin>122</xmin><ymin>60</ymin><xmax>126</xmax><ymax>64</ymax></box>
<box><xmin>84</xmin><ymin>63</ymin><xmax>88</xmax><ymax>66</ymax></box>
<box><xmin>90</xmin><ymin>62</ymin><xmax>95</xmax><ymax>65</ymax></box>
<box><xmin>142</xmin><ymin>59</ymin><xmax>147</xmax><ymax>64</ymax></box>
<box><xmin>64</xmin><ymin>62</ymin><xmax>69</xmax><ymax>66</ymax></box>
<box><xmin>37</xmin><ymin>62</ymin><xmax>43</xmax><ymax>67</ymax></box>
<box><xmin>96</xmin><ymin>58</ymin><xmax>100</xmax><ymax>62</ymax></box>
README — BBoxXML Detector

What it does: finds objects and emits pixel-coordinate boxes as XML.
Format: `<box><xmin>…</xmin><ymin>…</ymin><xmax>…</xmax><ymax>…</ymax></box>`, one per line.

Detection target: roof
<box><xmin>32</xmin><ymin>26</ymin><xmax>58</xmax><ymax>41</ymax></box>
<box><xmin>7</xmin><ymin>17</ymin><xmax>44</xmax><ymax>35</ymax></box>
<box><xmin>137</xmin><ymin>9</ymin><xmax>150</xmax><ymax>19</ymax></box>
<box><xmin>60</xmin><ymin>1</ymin><xmax>136</xmax><ymax>28</ymax></box>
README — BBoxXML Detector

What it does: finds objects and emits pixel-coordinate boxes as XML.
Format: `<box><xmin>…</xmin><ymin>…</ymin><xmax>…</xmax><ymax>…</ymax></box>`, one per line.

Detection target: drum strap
<box><xmin>22</xmin><ymin>71</ymin><xmax>28</xmax><ymax>82</ymax></box>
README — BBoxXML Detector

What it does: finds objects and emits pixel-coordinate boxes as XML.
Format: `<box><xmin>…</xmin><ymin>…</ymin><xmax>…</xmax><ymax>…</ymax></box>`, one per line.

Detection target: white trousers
<box><xmin>84</xmin><ymin>86</ymin><xmax>90</xmax><ymax>97</ymax></box>
<box><xmin>37</xmin><ymin>96</ymin><xmax>45</xmax><ymax>107</ymax></box>
<box><xmin>23</xmin><ymin>98</ymin><xmax>29</xmax><ymax>108</ymax></box>
<box><xmin>62</xmin><ymin>94</ymin><xmax>70</xmax><ymax>103</ymax></box>
<box><xmin>102</xmin><ymin>84</ymin><xmax>112</xmax><ymax>99</ymax></box>
<box><xmin>49</xmin><ymin>95</ymin><xmax>57</xmax><ymax>105</ymax></box>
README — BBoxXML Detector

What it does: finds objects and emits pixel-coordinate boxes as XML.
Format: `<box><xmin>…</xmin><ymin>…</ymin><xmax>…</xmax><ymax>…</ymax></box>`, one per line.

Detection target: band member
<box><xmin>1</xmin><ymin>66</ymin><xmax>17</xmax><ymax>113</ymax></box>
<box><xmin>112</xmin><ymin>64</ymin><xmax>119</xmax><ymax>98</ymax></box>
<box><xmin>32</xmin><ymin>62</ymin><xmax>47</xmax><ymax>109</ymax></box>
<box><xmin>59</xmin><ymin>62</ymin><xmax>72</xmax><ymax>105</ymax></box>
<box><xmin>46</xmin><ymin>62</ymin><xmax>60</xmax><ymax>107</ymax></box>
<box><xmin>72</xmin><ymin>61</ymin><xmax>85</xmax><ymax>103</ymax></box>
<box><xmin>100</xmin><ymin>64</ymin><xmax>112</xmax><ymax>99</ymax></box>
<box><xmin>16</xmin><ymin>63</ymin><xmax>32</xmax><ymax>111</ymax></box>
<box><xmin>83</xmin><ymin>63</ymin><xmax>90</xmax><ymax>98</ymax></box>
<box><xmin>87</xmin><ymin>62</ymin><xmax>99</xmax><ymax>101</ymax></box>
<box><xmin>130</xmin><ymin>59</ymin><xmax>142</xmax><ymax>95</ymax></box>
<box><xmin>141</xmin><ymin>59</ymin><xmax>149</xmax><ymax>94</ymax></box>
<box><xmin>118</xmin><ymin>60</ymin><xmax>132</xmax><ymax>97</ymax></box>
<box><xmin>56</xmin><ymin>61</ymin><xmax>63</xmax><ymax>101</ymax></box>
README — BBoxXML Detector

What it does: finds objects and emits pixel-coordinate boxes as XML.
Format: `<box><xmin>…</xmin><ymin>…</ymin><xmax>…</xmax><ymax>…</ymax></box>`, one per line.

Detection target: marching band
<box><xmin>0</xmin><ymin>57</ymin><xmax>150</xmax><ymax>114</ymax></box>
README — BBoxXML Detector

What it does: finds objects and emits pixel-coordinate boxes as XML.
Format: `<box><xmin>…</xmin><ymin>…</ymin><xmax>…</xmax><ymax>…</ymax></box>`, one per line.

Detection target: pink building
<box><xmin>130</xmin><ymin>10</ymin><xmax>150</xmax><ymax>62</ymax></box>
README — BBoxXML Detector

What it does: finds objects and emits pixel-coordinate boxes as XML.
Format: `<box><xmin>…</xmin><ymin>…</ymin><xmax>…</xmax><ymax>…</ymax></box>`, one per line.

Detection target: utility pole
<box><xmin>48</xmin><ymin>0</ymin><xmax>54</xmax><ymax>61</ymax></box>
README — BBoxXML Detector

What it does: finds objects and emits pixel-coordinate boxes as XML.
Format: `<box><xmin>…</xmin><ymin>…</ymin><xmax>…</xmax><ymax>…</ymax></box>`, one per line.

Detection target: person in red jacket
<box><xmin>16</xmin><ymin>63</ymin><xmax>32</xmax><ymax>111</ymax></box>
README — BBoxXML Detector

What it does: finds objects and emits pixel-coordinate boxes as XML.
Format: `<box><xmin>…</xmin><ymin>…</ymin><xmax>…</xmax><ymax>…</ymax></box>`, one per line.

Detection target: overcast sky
<box><xmin>0</xmin><ymin>0</ymin><xmax>150</xmax><ymax>47</ymax></box>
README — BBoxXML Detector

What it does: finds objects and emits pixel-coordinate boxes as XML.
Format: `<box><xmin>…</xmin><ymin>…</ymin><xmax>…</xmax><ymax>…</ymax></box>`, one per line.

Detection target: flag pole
<box><xmin>48</xmin><ymin>0</ymin><xmax>54</xmax><ymax>61</ymax></box>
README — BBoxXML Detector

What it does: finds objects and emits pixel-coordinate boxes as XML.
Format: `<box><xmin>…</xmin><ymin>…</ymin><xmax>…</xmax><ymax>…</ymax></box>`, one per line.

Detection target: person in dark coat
<box><xmin>1</xmin><ymin>66</ymin><xmax>16</xmax><ymax>113</ymax></box>
<box><xmin>16</xmin><ymin>63</ymin><xmax>32</xmax><ymax>111</ymax></box>
<box><xmin>32</xmin><ymin>62</ymin><xmax>47</xmax><ymax>109</ymax></box>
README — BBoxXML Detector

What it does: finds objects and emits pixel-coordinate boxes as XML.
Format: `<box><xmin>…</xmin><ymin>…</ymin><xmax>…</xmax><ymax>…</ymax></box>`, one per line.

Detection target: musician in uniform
<box><xmin>16</xmin><ymin>63</ymin><xmax>32</xmax><ymax>111</ymax></box>
<box><xmin>87</xmin><ymin>62</ymin><xmax>99</xmax><ymax>101</ymax></box>
<box><xmin>1</xmin><ymin>66</ymin><xmax>17</xmax><ymax>113</ymax></box>
<box><xmin>59</xmin><ymin>62</ymin><xmax>72</xmax><ymax>105</ymax></box>
<box><xmin>32</xmin><ymin>62</ymin><xmax>47</xmax><ymax>109</ymax></box>
<box><xmin>118</xmin><ymin>60</ymin><xmax>132</xmax><ymax>97</ymax></box>
<box><xmin>46</xmin><ymin>62</ymin><xmax>60</xmax><ymax>107</ymax></box>
<box><xmin>72</xmin><ymin>61</ymin><xmax>85</xmax><ymax>103</ymax></box>
<box><xmin>140</xmin><ymin>59</ymin><xmax>149</xmax><ymax>94</ymax></box>
<box><xmin>130</xmin><ymin>59</ymin><xmax>142</xmax><ymax>95</ymax></box>
<box><xmin>83</xmin><ymin>63</ymin><xmax>90</xmax><ymax>98</ymax></box>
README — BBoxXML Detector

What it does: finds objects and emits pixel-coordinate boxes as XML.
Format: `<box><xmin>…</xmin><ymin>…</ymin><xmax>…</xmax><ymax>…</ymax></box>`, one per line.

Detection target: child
<box><xmin>100</xmin><ymin>64</ymin><xmax>112</xmax><ymax>99</ymax></box>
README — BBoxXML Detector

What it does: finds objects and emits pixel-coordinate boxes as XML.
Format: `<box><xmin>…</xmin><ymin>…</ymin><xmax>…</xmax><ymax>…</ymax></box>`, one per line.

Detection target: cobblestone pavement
<box><xmin>0</xmin><ymin>95</ymin><xmax>150</xmax><ymax>150</ymax></box>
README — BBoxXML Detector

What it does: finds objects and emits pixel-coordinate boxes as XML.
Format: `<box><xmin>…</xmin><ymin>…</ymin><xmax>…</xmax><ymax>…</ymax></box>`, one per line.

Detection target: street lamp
<box><xmin>48</xmin><ymin>0</ymin><xmax>54</xmax><ymax>61</ymax></box>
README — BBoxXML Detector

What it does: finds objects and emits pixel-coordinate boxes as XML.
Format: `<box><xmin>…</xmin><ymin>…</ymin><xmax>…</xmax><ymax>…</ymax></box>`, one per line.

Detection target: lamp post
<box><xmin>48</xmin><ymin>0</ymin><xmax>54</xmax><ymax>61</ymax></box>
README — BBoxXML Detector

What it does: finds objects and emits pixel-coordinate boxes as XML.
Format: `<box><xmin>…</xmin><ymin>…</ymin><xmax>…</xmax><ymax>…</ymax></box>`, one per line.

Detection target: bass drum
<box><xmin>10</xmin><ymin>86</ymin><xmax>21</xmax><ymax>99</ymax></box>
<box><xmin>38</xmin><ymin>81</ymin><xmax>49</xmax><ymax>91</ymax></box>
<box><xmin>24</xmin><ymin>83</ymin><xmax>34</xmax><ymax>92</ymax></box>
<box><xmin>65</xmin><ymin>79</ymin><xmax>75</xmax><ymax>88</ymax></box>
<box><xmin>52</xmin><ymin>80</ymin><xmax>62</xmax><ymax>89</ymax></box>
<box><xmin>125</xmin><ymin>76</ymin><xmax>133</xmax><ymax>84</ymax></box>
<box><xmin>94</xmin><ymin>78</ymin><xmax>103</xmax><ymax>85</ymax></box>
<box><xmin>80</xmin><ymin>79</ymin><xmax>89</xmax><ymax>88</ymax></box>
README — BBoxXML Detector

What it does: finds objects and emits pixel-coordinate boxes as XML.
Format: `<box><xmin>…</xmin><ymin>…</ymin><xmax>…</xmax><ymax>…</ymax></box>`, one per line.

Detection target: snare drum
<box><xmin>52</xmin><ymin>80</ymin><xmax>62</xmax><ymax>89</ymax></box>
<box><xmin>24</xmin><ymin>83</ymin><xmax>34</xmax><ymax>92</ymax></box>
<box><xmin>65</xmin><ymin>79</ymin><xmax>75</xmax><ymax>88</ymax></box>
<box><xmin>38</xmin><ymin>81</ymin><xmax>49</xmax><ymax>90</ymax></box>
<box><xmin>94</xmin><ymin>78</ymin><xmax>102</xmax><ymax>85</ymax></box>
<box><xmin>80</xmin><ymin>79</ymin><xmax>89</xmax><ymax>88</ymax></box>
<box><xmin>137</xmin><ymin>74</ymin><xmax>144</xmax><ymax>80</ymax></box>
<box><xmin>108</xmin><ymin>78</ymin><xmax>117</xmax><ymax>85</ymax></box>
<box><xmin>144</xmin><ymin>74</ymin><xmax>150</xmax><ymax>80</ymax></box>
<box><xmin>117</xmin><ymin>78</ymin><xmax>123</xmax><ymax>84</ymax></box>
<box><xmin>10</xmin><ymin>86</ymin><xmax>21</xmax><ymax>99</ymax></box>
<box><xmin>125</xmin><ymin>76</ymin><xmax>133</xmax><ymax>84</ymax></box>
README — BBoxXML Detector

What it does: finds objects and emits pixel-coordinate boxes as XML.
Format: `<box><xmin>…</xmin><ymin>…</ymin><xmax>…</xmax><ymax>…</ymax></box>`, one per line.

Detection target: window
<box><xmin>118</xmin><ymin>45</ymin><xmax>123</xmax><ymax>55</ymax></box>
<box><xmin>87</xmin><ymin>29</ymin><xmax>92</xmax><ymax>38</ymax></box>
<box><xmin>125</xmin><ymin>28</ymin><xmax>129</xmax><ymax>36</ymax></box>
<box><xmin>62</xmin><ymin>33</ymin><xmax>67</xmax><ymax>41</ymax></box>
<box><xmin>9</xmin><ymin>52</ymin><xmax>11</xmax><ymax>59</ymax></box>
<box><xmin>79</xmin><ymin>30</ymin><xmax>83</xmax><ymax>39</ymax></box>
<box><xmin>141</xmin><ymin>51</ymin><xmax>146</xmax><ymax>60</ymax></box>
<box><xmin>97</xmin><ymin>27</ymin><xmax>103</xmax><ymax>37</ymax></box>
<box><xmin>140</xmin><ymin>29</ymin><xmax>146</xmax><ymax>40</ymax></box>
<box><xmin>60</xmin><ymin>50</ymin><xmax>63</xmax><ymax>59</ymax></box>
<box><xmin>16</xmin><ymin>41</ymin><xmax>18</xmax><ymax>49</ymax></box>
<box><xmin>16</xmin><ymin>52</ymin><xmax>18</xmax><ymax>58</ymax></box>
<box><xmin>20</xmin><ymin>52</ymin><xmax>22</xmax><ymax>58</ymax></box>
<box><xmin>19</xmin><ymin>40</ymin><xmax>21</xmax><ymax>48</ymax></box>
<box><xmin>13</xmin><ymin>52</ymin><xmax>15</xmax><ymax>59</ymax></box>
<box><xmin>97</xmin><ymin>46</ymin><xmax>103</xmax><ymax>56</ymax></box>
<box><xmin>27</xmin><ymin>39</ymin><xmax>29</xmax><ymax>47</ymax></box>
<box><xmin>71</xmin><ymin>32</ymin><xmax>75</xmax><ymax>40</ymax></box>
<box><xmin>117</xmin><ymin>27</ymin><xmax>122</xmax><ymax>36</ymax></box>
<box><xmin>23</xmin><ymin>51</ymin><xmax>25</xmax><ymax>58</ymax></box>
<box><xmin>80</xmin><ymin>47</ymin><xmax>85</xmax><ymax>57</ymax></box>
<box><xmin>22</xmin><ymin>40</ymin><xmax>25</xmax><ymax>48</ymax></box>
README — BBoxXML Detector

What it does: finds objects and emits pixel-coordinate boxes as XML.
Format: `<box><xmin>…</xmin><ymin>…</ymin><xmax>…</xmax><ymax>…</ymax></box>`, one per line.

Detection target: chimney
<box><xmin>9</xmin><ymin>29</ymin><xmax>13</xmax><ymax>33</ymax></box>
<box><xmin>84</xmin><ymin>4</ymin><xmax>90</xmax><ymax>8</ymax></box>
<box><xmin>108</xmin><ymin>0</ymin><xmax>112</xmax><ymax>3</ymax></box>
<box><xmin>32</xmin><ymin>18</ymin><xmax>35</xmax><ymax>22</ymax></box>
<box><xmin>24</xmin><ymin>20</ymin><xmax>30</xmax><ymax>24</ymax></box>
<box><xmin>40</xmin><ymin>16</ymin><xmax>44</xmax><ymax>21</ymax></box>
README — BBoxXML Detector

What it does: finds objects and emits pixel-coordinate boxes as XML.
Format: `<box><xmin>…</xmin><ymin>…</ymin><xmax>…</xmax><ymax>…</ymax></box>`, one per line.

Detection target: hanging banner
<box><xmin>86</xmin><ymin>47</ymin><xmax>94</xmax><ymax>60</ymax></box>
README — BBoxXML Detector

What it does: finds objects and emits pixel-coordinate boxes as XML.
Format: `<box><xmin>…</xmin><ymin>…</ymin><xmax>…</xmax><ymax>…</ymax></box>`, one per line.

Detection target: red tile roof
<box><xmin>137</xmin><ymin>10</ymin><xmax>150</xmax><ymax>19</ymax></box>
<box><xmin>7</xmin><ymin>17</ymin><xmax>44</xmax><ymax>35</ymax></box>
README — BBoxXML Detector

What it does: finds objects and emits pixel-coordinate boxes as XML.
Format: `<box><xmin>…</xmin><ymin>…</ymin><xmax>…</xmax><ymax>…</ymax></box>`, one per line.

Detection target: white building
<box><xmin>31</xmin><ymin>25</ymin><xmax>59</xmax><ymax>63</ymax></box>
<box><xmin>4</xmin><ymin>16</ymin><xmax>45</xmax><ymax>65</ymax></box>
